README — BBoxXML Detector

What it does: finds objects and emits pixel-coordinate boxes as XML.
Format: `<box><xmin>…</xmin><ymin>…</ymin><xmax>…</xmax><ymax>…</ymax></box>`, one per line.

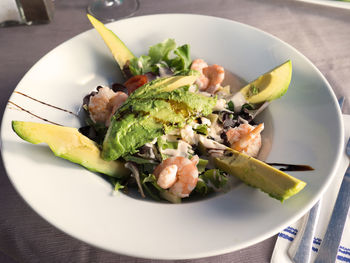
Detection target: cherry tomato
<box><xmin>124</xmin><ymin>75</ymin><xmax>148</xmax><ymax>95</ymax></box>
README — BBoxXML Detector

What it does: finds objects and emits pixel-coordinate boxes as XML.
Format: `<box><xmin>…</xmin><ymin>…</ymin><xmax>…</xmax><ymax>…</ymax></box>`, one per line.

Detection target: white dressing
<box><xmin>207</xmin><ymin>118</ymin><xmax>224</xmax><ymax>143</ymax></box>
<box><xmin>213</xmin><ymin>98</ymin><xmax>227</xmax><ymax>111</ymax></box>
<box><xmin>201</xmin><ymin>117</ymin><xmax>211</xmax><ymax>126</ymax></box>
<box><xmin>180</xmin><ymin>125</ymin><xmax>199</xmax><ymax>145</ymax></box>
<box><xmin>228</xmin><ymin>92</ymin><xmax>247</xmax><ymax>112</ymax></box>
<box><xmin>161</xmin><ymin>140</ymin><xmax>192</xmax><ymax>158</ymax></box>
<box><xmin>198</xmin><ymin>135</ymin><xmax>228</xmax><ymax>150</ymax></box>
<box><xmin>188</xmin><ymin>84</ymin><xmax>198</xmax><ymax>93</ymax></box>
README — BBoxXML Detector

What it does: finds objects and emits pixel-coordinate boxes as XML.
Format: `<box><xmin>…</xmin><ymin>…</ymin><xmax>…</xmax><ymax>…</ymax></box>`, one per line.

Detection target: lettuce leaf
<box><xmin>141</xmin><ymin>173</ymin><xmax>181</xmax><ymax>203</ymax></box>
<box><xmin>149</xmin><ymin>38</ymin><xmax>177</xmax><ymax>63</ymax></box>
<box><xmin>123</xmin><ymin>155</ymin><xmax>157</xmax><ymax>164</ymax></box>
<box><xmin>114</xmin><ymin>181</ymin><xmax>125</xmax><ymax>192</ymax></box>
<box><xmin>141</xmin><ymin>174</ymin><xmax>162</xmax><ymax>201</ymax></box>
<box><xmin>194</xmin><ymin>124</ymin><xmax>208</xmax><ymax>135</ymax></box>
<box><xmin>129</xmin><ymin>55</ymin><xmax>153</xmax><ymax>75</ymax></box>
<box><xmin>197</xmin><ymin>158</ymin><xmax>208</xmax><ymax>173</ymax></box>
<box><xmin>169</xmin><ymin>44</ymin><xmax>191</xmax><ymax>73</ymax></box>
<box><xmin>109</xmin><ymin>177</ymin><xmax>127</xmax><ymax>193</ymax></box>
<box><xmin>195</xmin><ymin>169</ymin><xmax>229</xmax><ymax>195</ymax></box>
<box><xmin>157</xmin><ymin>137</ymin><xmax>178</xmax><ymax>150</ymax></box>
<box><xmin>128</xmin><ymin>39</ymin><xmax>192</xmax><ymax>76</ymax></box>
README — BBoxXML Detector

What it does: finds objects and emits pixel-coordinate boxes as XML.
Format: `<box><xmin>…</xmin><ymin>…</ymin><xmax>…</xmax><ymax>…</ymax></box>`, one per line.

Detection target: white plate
<box><xmin>296</xmin><ymin>0</ymin><xmax>350</xmax><ymax>10</ymax></box>
<box><xmin>0</xmin><ymin>14</ymin><xmax>344</xmax><ymax>259</ymax></box>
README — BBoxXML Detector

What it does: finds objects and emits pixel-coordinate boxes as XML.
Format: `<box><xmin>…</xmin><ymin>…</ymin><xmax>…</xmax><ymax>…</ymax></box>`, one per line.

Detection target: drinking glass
<box><xmin>87</xmin><ymin>0</ymin><xmax>139</xmax><ymax>22</ymax></box>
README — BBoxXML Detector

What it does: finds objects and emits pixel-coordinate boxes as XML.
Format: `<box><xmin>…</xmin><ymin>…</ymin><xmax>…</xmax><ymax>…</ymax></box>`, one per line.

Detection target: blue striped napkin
<box><xmin>271</xmin><ymin>115</ymin><xmax>350</xmax><ymax>263</ymax></box>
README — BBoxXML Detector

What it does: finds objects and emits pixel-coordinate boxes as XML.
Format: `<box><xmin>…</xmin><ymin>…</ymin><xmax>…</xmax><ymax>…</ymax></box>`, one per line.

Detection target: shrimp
<box><xmin>190</xmin><ymin>59</ymin><xmax>209</xmax><ymax>91</ymax></box>
<box><xmin>153</xmin><ymin>156</ymin><xmax>199</xmax><ymax>198</ymax></box>
<box><xmin>105</xmin><ymin>91</ymin><xmax>128</xmax><ymax>126</ymax></box>
<box><xmin>190</xmin><ymin>59</ymin><xmax>225</xmax><ymax>94</ymax></box>
<box><xmin>202</xmin><ymin>64</ymin><xmax>225</xmax><ymax>94</ymax></box>
<box><xmin>88</xmin><ymin>86</ymin><xmax>128</xmax><ymax>127</ymax></box>
<box><xmin>226</xmin><ymin>123</ymin><xmax>264</xmax><ymax>157</ymax></box>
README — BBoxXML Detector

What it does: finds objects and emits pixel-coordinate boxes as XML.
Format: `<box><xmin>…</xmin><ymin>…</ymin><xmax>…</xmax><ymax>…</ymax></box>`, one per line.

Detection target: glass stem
<box><xmin>105</xmin><ymin>0</ymin><xmax>123</xmax><ymax>7</ymax></box>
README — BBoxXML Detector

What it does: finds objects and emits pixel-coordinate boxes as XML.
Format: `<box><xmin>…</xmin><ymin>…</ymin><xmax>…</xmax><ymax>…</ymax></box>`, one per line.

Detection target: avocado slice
<box><xmin>115</xmin><ymin>75</ymin><xmax>198</xmax><ymax>118</ymax></box>
<box><xmin>102</xmin><ymin>89</ymin><xmax>217</xmax><ymax>160</ymax></box>
<box><xmin>127</xmin><ymin>99</ymin><xmax>187</xmax><ymax>123</ymax></box>
<box><xmin>102</xmin><ymin>113</ymin><xmax>164</xmax><ymax>160</ymax></box>
<box><xmin>12</xmin><ymin>121</ymin><xmax>129</xmax><ymax>178</ymax></box>
<box><xmin>117</xmin><ymin>86</ymin><xmax>216</xmax><ymax>120</ymax></box>
<box><xmin>102</xmin><ymin>76</ymin><xmax>217</xmax><ymax>161</ymax></box>
<box><xmin>129</xmin><ymin>75</ymin><xmax>198</xmax><ymax>99</ymax></box>
<box><xmin>213</xmin><ymin>148</ymin><xmax>306</xmax><ymax>202</ymax></box>
<box><xmin>87</xmin><ymin>14</ymin><xmax>135</xmax><ymax>70</ymax></box>
<box><xmin>141</xmin><ymin>86</ymin><xmax>217</xmax><ymax>116</ymax></box>
<box><xmin>239</xmin><ymin>60</ymin><xmax>292</xmax><ymax>104</ymax></box>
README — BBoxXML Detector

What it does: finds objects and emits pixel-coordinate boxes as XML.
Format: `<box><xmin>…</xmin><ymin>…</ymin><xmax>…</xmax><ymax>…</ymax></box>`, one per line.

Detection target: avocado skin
<box><xmin>214</xmin><ymin>148</ymin><xmax>306</xmax><ymax>202</ymax></box>
<box><xmin>12</xmin><ymin>121</ymin><xmax>129</xmax><ymax>178</ymax></box>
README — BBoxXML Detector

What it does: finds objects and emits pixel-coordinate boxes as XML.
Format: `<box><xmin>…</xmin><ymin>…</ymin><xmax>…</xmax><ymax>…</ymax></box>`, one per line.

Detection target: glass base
<box><xmin>87</xmin><ymin>0</ymin><xmax>139</xmax><ymax>22</ymax></box>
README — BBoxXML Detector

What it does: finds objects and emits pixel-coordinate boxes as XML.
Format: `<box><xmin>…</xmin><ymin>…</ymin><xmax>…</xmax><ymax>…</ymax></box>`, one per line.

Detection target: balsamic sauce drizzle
<box><xmin>8</xmin><ymin>92</ymin><xmax>314</xmax><ymax>173</ymax></box>
<box><xmin>14</xmin><ymin>91</ymin><xmax>78</xmax><ymax>117</ymax></box>
<box><xmin>8</xmin><ymin>101</ymin><xmax>62</xmax><ymax>126</ymax></box>
<box><xmin>267</xmin><ymin>162</ymin><xmax>314</xmax><ymax>172</ymax></box>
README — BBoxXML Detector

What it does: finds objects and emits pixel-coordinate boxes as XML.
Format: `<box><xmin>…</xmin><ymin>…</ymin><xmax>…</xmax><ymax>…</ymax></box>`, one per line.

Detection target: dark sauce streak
<box><xmin>8</xmin><ymin>101</ymin><xmax>62</xmax><ymax>126</ymax></box>
<box><xmin>267</xmin><ymin>162</ymin><xmax>314</xmax><ymax>172</ymax></box>
<box><xmin>14</xmin><ymin>91</ymin><xmax>78</xmax><ymax>117</ymax></box>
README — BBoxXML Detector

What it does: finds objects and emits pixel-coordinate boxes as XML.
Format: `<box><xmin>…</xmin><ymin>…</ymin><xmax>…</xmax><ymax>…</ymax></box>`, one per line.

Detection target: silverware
<box><xmin>288</xmin><ymin>97</ymin><xmax>345</xmax><ymax>263</ymax></box>
<box><xmin>289</xmin><ymin>201</ymin><xmax>321</xmax><ymax>263</ymax></box>
<box><xmin>314</xmin><ymin>139</ymin><xmax>350</xmax><ymax>262</ymax></box>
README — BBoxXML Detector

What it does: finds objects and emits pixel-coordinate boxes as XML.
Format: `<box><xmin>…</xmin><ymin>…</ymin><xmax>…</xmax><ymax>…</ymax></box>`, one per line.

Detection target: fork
<box><xmin>288</xmin><ymin>97</ymin><xmax>345</xmax><ymax>263</ymax></box>
<box><xmin>314</xmin><ymin>137</ymin><xmax>350</xmax><ymax>262</ymax></box>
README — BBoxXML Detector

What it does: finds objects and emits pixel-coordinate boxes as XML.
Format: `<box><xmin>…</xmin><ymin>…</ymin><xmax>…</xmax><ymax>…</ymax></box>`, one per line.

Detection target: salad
<box><xmin>11</xmin><ymin>15</ymin><xmax>307</xmax><ymax>204</ymax></box>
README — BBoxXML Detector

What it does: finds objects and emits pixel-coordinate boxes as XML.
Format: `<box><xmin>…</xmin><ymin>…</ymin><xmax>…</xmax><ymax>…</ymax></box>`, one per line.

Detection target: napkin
<box><xmin>271</xmin><ymin>114</ymin><xmax>350</xmax><ymax>263</ymax></box>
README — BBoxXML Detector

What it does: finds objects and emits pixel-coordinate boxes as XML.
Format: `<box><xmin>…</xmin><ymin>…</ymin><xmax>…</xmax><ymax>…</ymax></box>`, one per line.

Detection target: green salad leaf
<box><xmin>141</xmin><ymin>174</ymin><xmax>162</xmax><ymax>201</ymax></box>
<box><xmin>109</xmin><ymin>177</ymin><xmax>127</xmax><ymax>193</ymax></box>
<box><xmin>149</xmin><ymin>38</ymin><xmax>177</xmax><ymax>63</ymax></box>
<box><xmin>169</xmin><ymin>44</ymin><xmax>192</xmax><ymax>73</ymax></box>
<box><xmin>157</xmin><ymin>137</ymin><xmax>178</xmax><ymax>150</ymax></box>
<box><xmin>197</xmin><ymin>158</ymin><xmax>208</xmax><ymax>173</ymax></box>
<box><xmin>194</xmin><ymin>124</ymin><xmax>208</xmax><ymax>135</ymax></box>
<box><xmin>114</xmin><ymin>181</ymin><xmax>125</xmax><ymax>192</ymax></box>
<box><xmin>128</xmin><ymin>39</ymin><xmax>192</xmax><ymax>76</ymax></box>
<box><xmin>195</xmin><ymin>169</ymin><xmax>229</xmax><ymax>195</ymax></box>
<box><xmin>129</xmin><ymin>55</ymin><xmax>153</xmax><ymax>75</ymax></box>
<box><xmin>227</xmin><ymin>101</ymin><xmax>235</xmax><ymax>112</ymax></box>
<box><xmin>123</xmin><ymin>155</ymin><xmax>157</xmax><ymax>164</ymax></box>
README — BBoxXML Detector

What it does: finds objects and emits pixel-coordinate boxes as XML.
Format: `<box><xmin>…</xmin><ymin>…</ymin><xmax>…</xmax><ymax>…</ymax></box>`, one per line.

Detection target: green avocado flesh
<box><xmin>129</xmin><ymin>75</ymin><xmax>199</xmax><ymax>99</ymax></box>
<box><xmin>12</xmin><ymin>121</ymin><xmax>129</xmax><ymax>178</ymax></box>
<box><xmin>102</xmin><ymin>113</ymin><xmax>164</xmax><ymax>159</ymax></box>
<box><xmin>115</xmin><ymin>75</ymin><xmax>199</xmax><ymax>118</ymax></box>
<box><xmin>87</xmin><ymin>14</ymin><xmax>135</xmax><ymax>70</ymax></box>
<box><xmin>240</xmin><ymin>60</ymin><xmax>292</xmax><ymax>104</ymax></box>
<box><xmin>102</xmin><ymin>75</ymin><xmax>217</xmax><ymax>160</ymax></box>
<box><xmin>214</xmin><ymin>149</ymin><xmax>306</xmax><ymax>202</ymax></box>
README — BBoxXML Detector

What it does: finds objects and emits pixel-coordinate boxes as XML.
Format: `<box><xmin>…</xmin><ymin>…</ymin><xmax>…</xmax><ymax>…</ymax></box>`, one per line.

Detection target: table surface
<box><xmin>0</xmin><ymin>0</ymin><xmax>349</xmax><ymax>262</ymax></box>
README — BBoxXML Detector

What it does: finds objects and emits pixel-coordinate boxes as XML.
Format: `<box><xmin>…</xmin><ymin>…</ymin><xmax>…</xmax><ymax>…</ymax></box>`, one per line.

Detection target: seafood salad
<box><xmin>12</xmin><ymin>15</ymin><xmax>307</xmax><ymax>204</ymax></box>
<box><xmin>78</xmin><ymin>35</ymin><xmax>284</xmax><ymax>203</ymax></box>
